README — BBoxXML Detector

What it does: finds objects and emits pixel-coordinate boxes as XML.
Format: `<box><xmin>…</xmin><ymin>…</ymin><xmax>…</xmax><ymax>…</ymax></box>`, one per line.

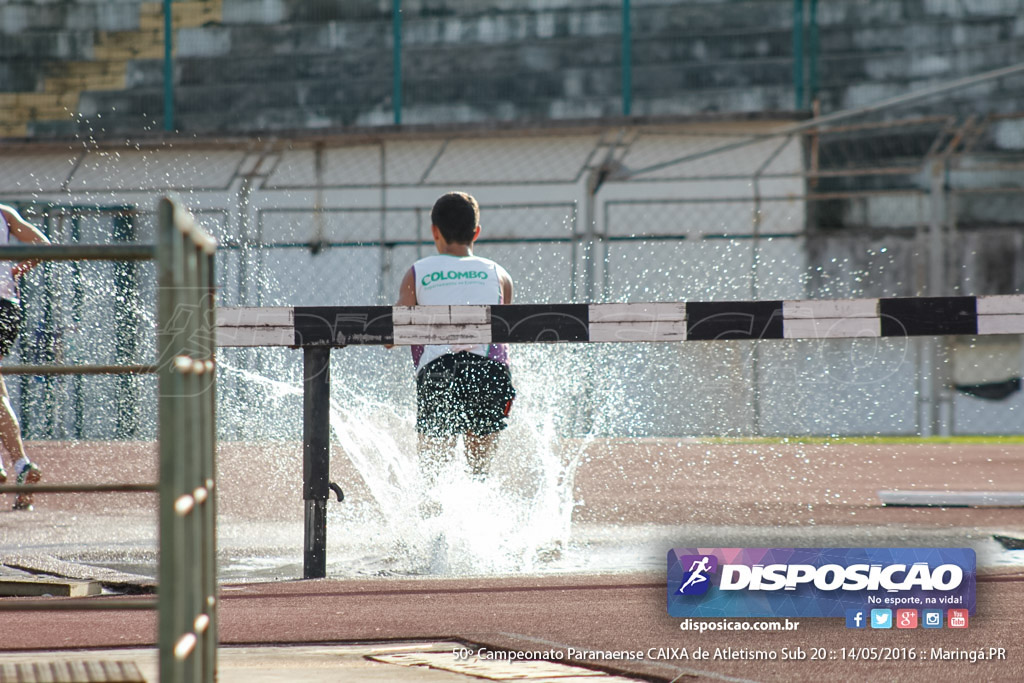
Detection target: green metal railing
<box><xmin>0</xmin><ymin>197</ymin><xmax>218</xmax><ymax>683</ymax></box>
<box><xmin>156</xmin><ymin>197</ymin><xmax>218</xmax><ymax>683</ymax></box>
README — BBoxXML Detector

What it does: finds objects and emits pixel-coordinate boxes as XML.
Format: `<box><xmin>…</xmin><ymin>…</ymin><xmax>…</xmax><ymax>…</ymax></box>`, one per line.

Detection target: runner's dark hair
<box><xmin>431</xmin><ymin>192</ymin><xmax>479</xmax><ymax>244</ymax></box>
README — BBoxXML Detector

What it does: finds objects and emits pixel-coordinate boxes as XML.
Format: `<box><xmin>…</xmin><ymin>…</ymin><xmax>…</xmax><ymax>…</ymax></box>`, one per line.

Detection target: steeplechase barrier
<box><xmin>217</xmin><ymin>296</ymin><xmax>1024</xmax><ymax>347</ymax></box>
<box><xmin>0</xmin><ymin>198</ymin><xmax>218</xmax><ymax>683</ymax></box>
<box><xmin>217</xmin><ymin>294</ymin><xmax>1024</xmax><ymax>579</ymax></box>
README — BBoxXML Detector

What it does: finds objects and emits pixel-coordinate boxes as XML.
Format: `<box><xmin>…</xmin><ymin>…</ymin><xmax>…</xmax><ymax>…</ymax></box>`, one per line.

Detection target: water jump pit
<box><xmin>1</xmin><ymin>432</ymin><xmax>1022</xmax><ymax>587</ymax></box>
<box><xmin>4</xmin><ymin>294</ymin><xmax>1024</xmax><ymax>586</ymax></box>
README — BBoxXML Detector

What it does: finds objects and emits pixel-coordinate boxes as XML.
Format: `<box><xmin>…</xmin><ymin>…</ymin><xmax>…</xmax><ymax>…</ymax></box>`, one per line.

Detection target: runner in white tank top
<box><xmin>394</xmin><ymin>192</ymin><xmax>515</xmax><ymax>482</ymax></box>
<box><xmin>411</xmin><ymin>252</ymin><xmax>511</xmax><ymax>373</ymax></box>
<box><xmin>0</xmin><ymin>204</ymin><xmax>51</xmax><ymax>510</ymax></box>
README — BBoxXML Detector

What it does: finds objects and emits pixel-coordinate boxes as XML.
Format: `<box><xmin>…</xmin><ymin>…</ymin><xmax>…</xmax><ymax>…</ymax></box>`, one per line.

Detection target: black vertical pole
<box><xmin>71</xmin><ymin>215</ymin><xmax>84</xmax><ymax>439</ymax></box>
<box><xmin>113</xmin><ymin>210</ymin><xmax>139</xmax><ymax>438</ymax></box>
<box><xmin>303</xmin><ymin>346</ymin><xmax>330</xmax><ymax>579</ymax></box>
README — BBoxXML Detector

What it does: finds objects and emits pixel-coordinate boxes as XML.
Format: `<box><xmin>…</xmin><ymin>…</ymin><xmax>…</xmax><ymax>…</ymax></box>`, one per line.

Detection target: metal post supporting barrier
<box><xmin>303</xmin><ymin>347</ymin><xmax>331</xmax><ymax>579</ymax></box>
<box><xmin>0</xmin><ymin>197</ymin><xmax>219</xmax><ymax>683</ymax></box>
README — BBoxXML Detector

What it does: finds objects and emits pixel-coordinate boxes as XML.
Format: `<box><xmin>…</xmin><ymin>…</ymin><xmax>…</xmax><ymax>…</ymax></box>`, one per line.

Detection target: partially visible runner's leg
<box><xmin>0</xmin><ymin>372</ymin><xmax>40</xmax><ymax>510</ymax></box>
<box><xmin>418</xmin><ymin>432</ymin><xmax>457</xmax><ymax>483</ymax></box>
<box><xmin>464</xmin><ymin>431</ymin><xmax>499</xmax><ymax>479</ymax></box>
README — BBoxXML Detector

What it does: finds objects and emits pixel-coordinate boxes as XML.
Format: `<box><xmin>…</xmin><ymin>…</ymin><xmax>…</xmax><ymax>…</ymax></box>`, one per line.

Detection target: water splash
<box><xmin>221</xmin><ymin>353</ymin><xmax>592</xmax><ymax>576</ymax></box>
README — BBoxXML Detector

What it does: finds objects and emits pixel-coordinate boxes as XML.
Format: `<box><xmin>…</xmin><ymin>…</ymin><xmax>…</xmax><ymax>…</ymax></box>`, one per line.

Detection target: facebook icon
<box><xmin>845</xmin><ymin>609</ymin><xmax>867</xmax><ymax>629</ymax></box>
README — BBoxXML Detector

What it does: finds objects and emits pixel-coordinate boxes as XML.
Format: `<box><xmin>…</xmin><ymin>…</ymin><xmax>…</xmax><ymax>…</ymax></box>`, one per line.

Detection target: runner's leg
<box><xmin>464</xmin><ymin>431</ymin><xmax>498</xmax><ymax>478</ymax></box>
<box><xmin>0</xmin><ymin>371</ymin><xmax>26</xmax><ymax>475</ymax></box>
<box><xmin>418</xmin><ymin>432</ymin><xmax>457</xmax><ymax>483</ymax></box>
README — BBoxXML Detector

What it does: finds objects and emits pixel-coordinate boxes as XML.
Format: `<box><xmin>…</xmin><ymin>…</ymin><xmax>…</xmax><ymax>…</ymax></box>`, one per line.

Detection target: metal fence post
<box><xmin>808</xmin><ymin>0</ymin><xmax>819</xmax><ymax>105</ymax></box>
<box><xmin>621</xmin><ymin>0</ymin><xmax>632</xmax><ymax>116</ymax></box>
<box><xmin>792</xmin><ymin>0</ymin><xmax>805</xmax><ymax>110</ymax></box>
<box><xmin>928</xmin><ymin>162</ymin><xmax>953</xmax><ymax>437</ymax></box>
<box><xmin>163</xmin><ymin>0</ymin><xmax>175</xmax><ymax>131</ymax></box>
<box><xmin>114</xmin><ymin>211</ymin><xmax>139</xmax><ymax>438</ymax></box>
<box><xmin>392</xmin><ymin>0</ymin><xmax>403</xmax><ymax>126</ymax></box>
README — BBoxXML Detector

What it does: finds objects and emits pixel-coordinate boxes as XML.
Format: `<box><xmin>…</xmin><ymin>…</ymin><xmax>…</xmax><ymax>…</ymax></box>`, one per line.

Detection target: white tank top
<box><xmin>411</xmin><ymin>253</ymin><xmax>510</xmax><ymax>373</ymax></box>
<box><xmin>0</xmin><ymin>211</ymin><xmax>16</xmax><ymax>301</ymax></box>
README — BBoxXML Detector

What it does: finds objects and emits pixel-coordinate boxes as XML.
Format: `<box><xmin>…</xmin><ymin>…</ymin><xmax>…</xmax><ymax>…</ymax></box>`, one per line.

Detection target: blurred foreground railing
<box><xmin>0</xmin><ymin>197</ymin><xmax>218</xmax><ymax>683</ymax></box>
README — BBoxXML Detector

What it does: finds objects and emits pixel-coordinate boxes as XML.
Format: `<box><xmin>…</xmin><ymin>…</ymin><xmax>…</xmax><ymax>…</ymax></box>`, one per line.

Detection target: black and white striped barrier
<box><xmin>217</xmin><ymin>295</ymin><xmax>1024</xmax><ymax>347</ymax></box>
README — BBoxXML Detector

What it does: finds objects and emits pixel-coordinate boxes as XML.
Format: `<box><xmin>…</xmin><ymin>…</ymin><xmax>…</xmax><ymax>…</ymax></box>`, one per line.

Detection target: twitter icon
<box><xmin>870</xmin><ymin>609</ymin><xmax>893</xmax><ymax>629</ymax></box>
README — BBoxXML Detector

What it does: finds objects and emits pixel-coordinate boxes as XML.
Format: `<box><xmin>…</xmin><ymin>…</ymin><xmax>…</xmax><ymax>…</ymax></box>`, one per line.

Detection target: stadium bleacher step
<box><xmin>0</xmin><ymin>0</ymin><xmax>223</xmax><ymax>138</ymax></box>
<box><xmin>44</xmin><ymin>61</ymin><xmax>128</xmax><ymax>93</ymax></box>
<box><xmin>138</xmin><ymin>0</ymin><xmax>221</xmax><ymax>32</ymax></box>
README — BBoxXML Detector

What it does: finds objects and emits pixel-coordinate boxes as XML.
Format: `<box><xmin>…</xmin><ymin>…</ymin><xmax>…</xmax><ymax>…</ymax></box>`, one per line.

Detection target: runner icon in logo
<box><xmin>678</xmin><ymin>555</ymin><xmax>714</xmax><ymax>595</ymax></box>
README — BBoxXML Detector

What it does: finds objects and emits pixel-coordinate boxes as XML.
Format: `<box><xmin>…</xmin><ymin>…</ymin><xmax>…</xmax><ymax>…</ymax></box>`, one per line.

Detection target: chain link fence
<box><xmin>3</xmin><ymin>205</ymin><xmax>157</xmax><ymax>440</ymax></box>
<box><xmin>3</xmin><ymin>96</ymin><xmax>1024</xmax><ymax>438</ymax></box>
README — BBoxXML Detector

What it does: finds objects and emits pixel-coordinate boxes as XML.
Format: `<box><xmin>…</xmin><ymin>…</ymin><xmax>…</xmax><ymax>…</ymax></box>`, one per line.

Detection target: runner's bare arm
<box><xmin>396</xmin><ymin>267</ymin><xmax>417</xmax><ymax>307</ymax></box>
<box><xmin>0</xmin><ymin>204</ymin><xmax>51</xmax><ymax>279</ymax></box>
<box><xmin>499</xmin><ymin>268</ymin><xmax>513</xmax><ymax>304</ymax></box>
<box><xmin>386</xmin><ymin>267</ymin><xmax>418</xmax><ymax>349</ymax></box>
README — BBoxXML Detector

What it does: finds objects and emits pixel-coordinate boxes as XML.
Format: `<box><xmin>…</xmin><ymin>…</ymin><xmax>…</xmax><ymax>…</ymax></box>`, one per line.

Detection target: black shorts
<box><xmin>0</xmin><ymin>298</ymin><xmax>23</xmax><ymax>358</ymax></box>
<box><xmin>416</xmin><ymin>352</ymin><xmax>515</xmax><ymax>437</ymax></box>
